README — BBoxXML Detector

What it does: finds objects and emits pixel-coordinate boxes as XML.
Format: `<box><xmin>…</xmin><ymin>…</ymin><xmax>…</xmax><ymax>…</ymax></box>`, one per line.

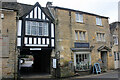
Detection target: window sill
<box><xmin>75</xmin><ymin>40</ymin><xmax>87</xmax><ymax>42</ymax></box>
<box><xmin>76</xmin><ymin>21</ymin><xmax>84</xmax><ymax>24</ymax></box>
<box><xmin>114</xmin><ymin>44</ymin><xmax>118</xmax><ymax>46</ymax></box>
<box><xmin>96</xmin><ymin>25</ymin><xmax>103</xmax><ymax>27</ymax></box>
<box><xmin>75</xmin><ymin>69</ymin><xmax>91</xmax><ymax>72</ymax></box>
<box><xmin>96</xmin><ymin>41</ymin><xmax>106</xmax><ymax>43</ymax></box>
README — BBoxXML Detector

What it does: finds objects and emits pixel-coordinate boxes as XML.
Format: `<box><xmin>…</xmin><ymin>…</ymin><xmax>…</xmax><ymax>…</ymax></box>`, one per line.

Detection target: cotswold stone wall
<box><xmin>0</xmin><ymin>10</ymin><xmax>18</xmax><ymax>79</ymax></box>
<box><xmin>54</xmin><ymin>8</ymin><xmax>114</xmax><ymax>77</ymax></box>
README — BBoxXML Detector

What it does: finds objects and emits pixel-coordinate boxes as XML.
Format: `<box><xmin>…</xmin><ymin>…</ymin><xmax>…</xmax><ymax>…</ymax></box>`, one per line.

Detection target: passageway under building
<box><xmin>19</xmin><ymin>49</ymin><xmax>52</xmax><ymax>77</ymax></box>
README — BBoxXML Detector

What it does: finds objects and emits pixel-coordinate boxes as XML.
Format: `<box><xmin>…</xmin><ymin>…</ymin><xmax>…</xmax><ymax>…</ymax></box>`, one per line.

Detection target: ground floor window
<box><xmin>74</xmin><ymin>53</ymin><xmax>91</xmax><ymax>71</ymax></box>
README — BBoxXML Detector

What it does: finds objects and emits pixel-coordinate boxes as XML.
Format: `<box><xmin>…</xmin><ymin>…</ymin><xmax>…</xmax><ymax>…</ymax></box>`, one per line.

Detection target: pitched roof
<box><xmin>50</xmin><ymin>6</ymin><xmax>109</xmax><ymax>19</ymax></box>
<box><xmin>109</xmin><ymin>22</ymin><xmax>120</xmax><ymax>34</ymax></box>
<box><xmin>2</xmin><ymin>2</ymin><xmax>54</xmax><ymax>21</ymax></box>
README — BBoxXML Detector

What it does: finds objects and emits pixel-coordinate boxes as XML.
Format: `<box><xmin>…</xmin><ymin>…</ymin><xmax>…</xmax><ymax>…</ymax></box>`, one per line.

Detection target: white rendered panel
<box><xmin>24</xmin><ymin>37</ymin><xmax>27</xmax><ymax>44</ymax></box>
<box><xmin>42</xmin><ymin>38</ymin><xmax>45</xmax><ymax>44</ymax></box>
<box><xmin>29</xmin><ymin>37</ymin><xmax>32</xmax><ymax>44</ymax></box>
<box><xmin>30</xmin><ymin>10</ymin><xmax>33</xmax><ymax>18</ymax></box>
<box><xmin>17</xmin><ymin>20</ymin><xmax>22</xmax><ymax>36</ymax></box>
<box><xmin>17</xmin><ymin>38</ymin><xmax>21</xmax><ymax>46</ymax></box>
<box><xmin>42</xmin><ymin>12</ymin><xmax>45</xmax><ymax>20</ymax></box>
<box><xmin>47</xmin><ymin>38</ymin><xmax>49</xmax><ymax>44</ymax></box>
<box><xmin>26</xmin><ymin>15</ymin><xmax>29</xmax><ymax>18</ymax></box>
<box><xmin>38</xmin><ymin>38</ymin><xmax>41</xmax><ymax>44</ymax></box>
<box><xmin>46</xmin><ymin>18</ymin><xmax>49</xmax><ymax>21</ymax></box>
<box><xmin>51</xmin><ymin>39</ymin><xmax>54</xmax><ymax>47</ymax></box>
<box><xmin>30</xmin><ymin>48</ymin><xmax>41</xmax><ymax>50</ymax></box>
<box><xmin>34</xmin><ymin>38</ymin><xmax>37</xmax><ymax>44</ymax></box>
<box><xmin>34</xmin><ymin>7</ymin><xmax>37</xmax><ymax>18</ymax></box>
<box><xmin>26</xmin><ymin>44</ymin><xmax>48</xmax><ymax>47</ymax></box>
<box><xmin>51</xmin><ymin>23</ymin><xmax>54</xmax><ymax>37</ymax></box>
<box><xmin>38</xmin><ymin>7</ymin><xmax>41</xmax><ymax>19</ymax></box>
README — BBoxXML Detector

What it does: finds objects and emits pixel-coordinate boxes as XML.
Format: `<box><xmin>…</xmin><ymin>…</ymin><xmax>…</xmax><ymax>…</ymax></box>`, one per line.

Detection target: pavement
<box><xmin>73</xmin><ymin>70</ymin><xmax>119</xmax><ymax>78</ymax></box>
<box><xmin>20</xmin><ymin>70</ymin><xmax>120</xmax><ymax>80</ymax></box>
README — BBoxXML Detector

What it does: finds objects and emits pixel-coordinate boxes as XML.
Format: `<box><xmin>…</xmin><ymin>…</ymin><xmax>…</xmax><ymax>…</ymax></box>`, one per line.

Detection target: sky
<box><xmin>17</xmin><ymin>0</ymin><xmax>119</xmax><ymax>23</ymax></box>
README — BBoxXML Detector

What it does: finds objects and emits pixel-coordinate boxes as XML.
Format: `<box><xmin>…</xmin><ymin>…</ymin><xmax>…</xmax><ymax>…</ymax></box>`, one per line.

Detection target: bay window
<box><xmin>26</xmin><ymin>21</ymin><xmax>48</xmax><ymax>36</ymax></box>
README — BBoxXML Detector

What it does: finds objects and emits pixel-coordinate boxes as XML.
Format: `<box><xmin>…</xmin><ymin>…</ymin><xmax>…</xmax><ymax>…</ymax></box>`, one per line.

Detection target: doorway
<box><xmin>101</xmin><ymin>51</ymin><xmax>107</xmax><ymax>69</ymax></box>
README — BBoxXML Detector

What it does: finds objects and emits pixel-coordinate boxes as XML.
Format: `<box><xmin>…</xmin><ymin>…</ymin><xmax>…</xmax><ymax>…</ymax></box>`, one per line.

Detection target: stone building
<box><xmin>50</xmin><ymin>5</ymin><xmax>114</xmax><ymax>77</ymax></box>
<box><xmin>110</xmin><ymin>22</ymin><xmax>120</xmax><ymax>69</ymax></box>
<box><xmin>0</xmin><ymin>2</ymin><xmax>18</xmax><ymax>79</ymax></box>
<box><xmin>0</xmin><ymin>1</ymin><xmax>115</xmax><ymax>79</ymax></box>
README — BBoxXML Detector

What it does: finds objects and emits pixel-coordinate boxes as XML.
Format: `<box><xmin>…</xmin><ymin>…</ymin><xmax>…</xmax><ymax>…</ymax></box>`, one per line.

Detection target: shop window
<box><xmin>75</xmin><ymin>53</ymin><xmax>91</xmax><ymax>71</ymax></box>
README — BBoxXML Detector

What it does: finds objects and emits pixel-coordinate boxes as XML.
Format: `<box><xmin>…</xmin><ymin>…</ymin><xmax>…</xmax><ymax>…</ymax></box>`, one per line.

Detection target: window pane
<box><xmin>76</xmin><ymin>13</ymin><xmax>79</xmax><ymax>22</ymax></box>
<box><xmin>31</xmin><ymin>26</ymin><xmax>37</xmax><ymax>35</ymax></box>
<box><xmin>26</xmin><ymin>21</ymin><xmax>31</xmax><ymax>35</ymax></box>
<box><xmin>76</xmin><ymin>13</ymin><xmax>83</xmax><ymax>22</ymax></box>
<box><xmin>96</xmin><ymin>17</ymin><xmax>102</xmax><ymax>25</ymax></box>
<box><xmin>117</xmin><ymin>53</ymin><xmax>119</xmax><ymax>60</ymax></box>
<box><xmin>43</xmin><ymin>23</ymin><xmax>48</xmax><ymax>36</ymax></box>
<box><xmin>79</xmin><ymin>31</ymin><xmax>82</xmax><ymax>40</ymax></box>
<box><xmin>103</xmin><ymin>34</ymin><xmax>105</xmax><ymax>41</ymax></box>
<box><xmin>80</xmin><ymin>14</ymin><xmax>83</xmax><ymax>22</ymax></box>
<box><xmin>38</xmin><ymin>22</ymin><xmax>42</xmax><ymax>35</ymax></box>
<box><xmin>75</xmin><ymin>54</ymin><xmax>90</xmax><ymax>71</ymax></box>
<box><xmin>83</xmin><ymin>32</ymin><xmax>85</xmax><ymax>40</ymax></box>
<box><xmin>75</xmin><ymin>31</ymin><xmax>78</xmax><ymax>40</ymax></box>
<box><xmin>114</xmin><ymin>52</ymin><xmax>116</xmax><ymax>61</ymax></box>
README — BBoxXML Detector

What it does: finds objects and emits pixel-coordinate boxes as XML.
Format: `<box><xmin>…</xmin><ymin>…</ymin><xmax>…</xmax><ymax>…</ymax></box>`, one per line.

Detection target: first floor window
<box><xmin>75</xmin><ymin>31</ymin><xmax>78</xmax><ymax>40</ymax></box>
<box><xmin>75</xmin><ymin>53</ymin><xmax>91</xmax><ymax>71</ymax></box>
<box><xmin>75</xmin><ymin>30</ymin><xmax>86</xmax><ymax>40</ymax></box>
<box><xmin>96</xmin><ymin>33</ymin><xmax>105</xmax><ymax>42</ymax></box>
<box><xmin>26</xmin><ymin>21</ymin><xmax>48</xmax><ymax>36</ymax></box>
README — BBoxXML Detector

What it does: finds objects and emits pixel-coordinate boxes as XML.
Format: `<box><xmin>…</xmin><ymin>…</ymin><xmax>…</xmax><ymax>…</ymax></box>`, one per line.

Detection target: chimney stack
<box><xmin>46</xmin><ymin>2</ymin><xmax>52</xmax><ymax>7</ymax></box>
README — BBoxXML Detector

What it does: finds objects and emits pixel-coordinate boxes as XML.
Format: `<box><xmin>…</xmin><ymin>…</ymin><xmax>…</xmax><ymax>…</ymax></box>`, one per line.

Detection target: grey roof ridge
<box><xmin>50</xmin><ymin>6</ymin><xmax>109</xmax><ymax>19</ymax></box>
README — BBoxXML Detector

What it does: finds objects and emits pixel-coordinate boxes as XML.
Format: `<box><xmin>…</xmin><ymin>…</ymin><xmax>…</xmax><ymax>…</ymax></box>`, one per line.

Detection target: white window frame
<box><xmin>74</xmin><ymin>52</ymin><xmax>91</xmax><ymax>71</ymax></box>
<box><xmin>96</xmin><ymin>33</ymin><xmax>105</xmax><ymax>42</ymax></box>
<box><xmin>76</xmin><ymin>13</ymin><xmax>83</xmax><ymax>23</ymax></box>
<box><xmin>75</xmin><ymin>31</ymin><xmax>86</xmax><ymax>40</ymax></box>
<box><xmin>96</xmin><ymin>17</ymin><xmax>102</xmax><ymax>26</ymax></box>
<box><xmin>26</xmin><ymin>21</ymin><xmax>49</xmax><ymax>36</ymax></box>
